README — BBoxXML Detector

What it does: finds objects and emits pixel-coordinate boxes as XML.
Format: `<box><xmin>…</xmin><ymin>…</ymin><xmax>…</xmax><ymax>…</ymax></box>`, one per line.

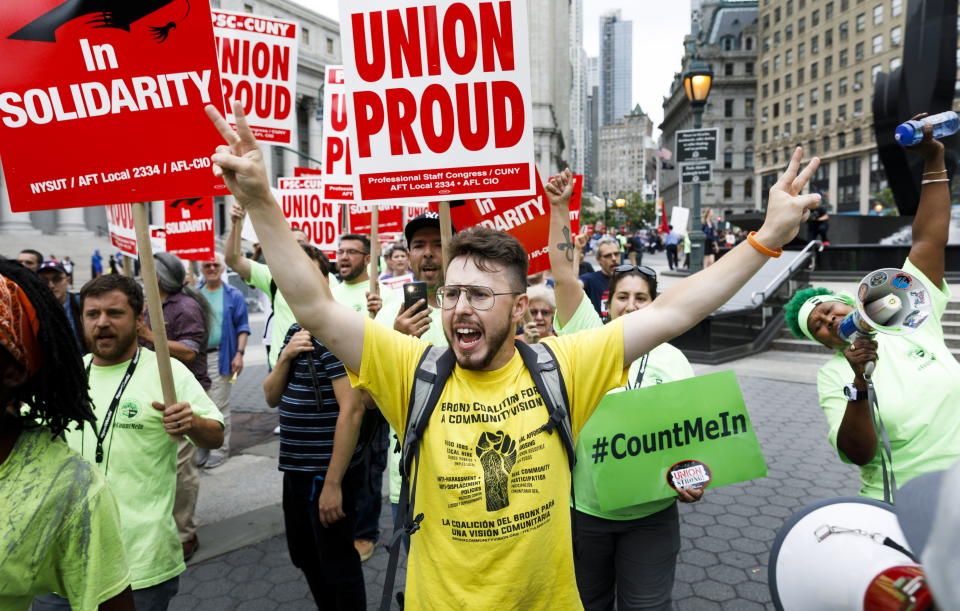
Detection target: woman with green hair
<box><xmin>783</xmin><ymin>115</ymin><xmax>960</xmax><ymax>502</ymax></box>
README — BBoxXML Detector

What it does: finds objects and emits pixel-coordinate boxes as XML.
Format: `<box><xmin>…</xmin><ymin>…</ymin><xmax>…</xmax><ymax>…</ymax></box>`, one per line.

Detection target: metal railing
<box><xmin>749</xmin><ymin>239</ymin><xmax>823</xmax><ymax>307</ymax></box>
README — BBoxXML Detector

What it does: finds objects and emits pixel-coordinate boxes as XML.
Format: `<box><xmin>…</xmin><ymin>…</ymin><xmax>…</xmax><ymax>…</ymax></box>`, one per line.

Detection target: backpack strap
<box><xmin>515</xmin><ymin>340</ymin><xmax>575</xmax><ymax>469</ymax></box>
<box><xmin>515</xmin><ymin>340</ymin><xmax>582</xmax><ymax>558</ymax></box>
<box><xmin>381</xmin><ymin>345</ymin><xmax>456</xmax><ymax>611</ymax></box>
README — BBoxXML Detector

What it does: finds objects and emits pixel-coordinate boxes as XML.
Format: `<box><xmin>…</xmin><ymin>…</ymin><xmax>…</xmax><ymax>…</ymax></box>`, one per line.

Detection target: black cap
<box><xmin>405</xmin><ymin>212</ymin><xmax>456</xmax><ymax>244</ymax></box>
<box><xmin>37</xmin><ymin>260</ymin><xmax>67</xmax><ymax>275</ymax></box>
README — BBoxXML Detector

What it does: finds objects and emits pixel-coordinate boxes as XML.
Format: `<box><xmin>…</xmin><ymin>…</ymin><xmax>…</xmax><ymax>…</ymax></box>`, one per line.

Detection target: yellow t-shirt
<box><xmin>349</xmin><ymin>317</ymin><xmax>627</xmax><ymax>610</ymax></box>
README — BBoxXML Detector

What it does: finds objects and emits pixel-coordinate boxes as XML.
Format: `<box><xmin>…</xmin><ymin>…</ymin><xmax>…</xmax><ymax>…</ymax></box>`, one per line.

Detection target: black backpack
<box><xmin>380</xmin><ymin>340</ymin><xmax>577</xmax><ymax>610</ymax></box>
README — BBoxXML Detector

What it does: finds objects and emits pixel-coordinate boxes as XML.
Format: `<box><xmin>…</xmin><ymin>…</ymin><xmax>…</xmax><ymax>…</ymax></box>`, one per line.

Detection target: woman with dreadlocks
<box><xmin>0</xmin><ymin>259</ymin><xmax>134</xmax><ymax>610</ymax></box>
<box><xmin>783</xmin><ymin>116</ymin><xmax>960</xmax><ymax>502</ymax></box>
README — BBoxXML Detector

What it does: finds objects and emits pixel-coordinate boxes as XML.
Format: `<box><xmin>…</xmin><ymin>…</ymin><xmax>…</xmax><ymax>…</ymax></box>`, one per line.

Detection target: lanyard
<box><xmin>627</xmin><ymin>354</ymin><xmax>649</xmax><ymax>390</ymax></box>
<box><xmin>85</xmin><ymin>349</ymin><xmax>140</xmax><ymax>464</ymax></box>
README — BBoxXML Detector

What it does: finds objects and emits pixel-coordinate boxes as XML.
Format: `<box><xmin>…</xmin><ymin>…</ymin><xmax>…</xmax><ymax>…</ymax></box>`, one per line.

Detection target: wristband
<box><xmin>746</xmin><ymin>232</ymin><xmax>783</xmax><ymax>258</ymax></box>
<box><xmin>922</xmin><ymin>169</ymin><xmax>947</xmax><ymax>176</ymax></box>
<box><xmin>921</xmin><ymin>178</ymin><xmax>950</xmax><ymax>185</ymax></box>
<box><xmin>237</xmin><ymin>349</ymin><xmax>245</xmax><ymax>355</ymax></box>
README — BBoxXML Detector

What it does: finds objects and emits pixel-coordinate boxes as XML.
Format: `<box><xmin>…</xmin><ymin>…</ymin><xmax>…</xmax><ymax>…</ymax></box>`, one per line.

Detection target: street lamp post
<box><xmin>602</xmin><ymin>191</ymin><xmax>609</xmax><ymax>229</ymax></box>
<box><xmin>682</xmin><ymin>59</ymin><xmax>714</xmax><ymax>273</ymax></box>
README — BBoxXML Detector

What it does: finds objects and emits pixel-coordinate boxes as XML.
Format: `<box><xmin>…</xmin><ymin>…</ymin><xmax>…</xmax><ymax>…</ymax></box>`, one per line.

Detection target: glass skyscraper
<box><xmin>599</xmin><ymin>10</ymin><xmax>633</xmax><ymax>126</ymax></box>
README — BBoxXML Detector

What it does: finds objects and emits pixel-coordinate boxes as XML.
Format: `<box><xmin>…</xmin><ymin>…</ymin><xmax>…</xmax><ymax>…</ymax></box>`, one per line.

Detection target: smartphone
<box><xmin>403</xmin><ymin>281</ymin><xmax>429</xmax><ymax>315</ymax></box>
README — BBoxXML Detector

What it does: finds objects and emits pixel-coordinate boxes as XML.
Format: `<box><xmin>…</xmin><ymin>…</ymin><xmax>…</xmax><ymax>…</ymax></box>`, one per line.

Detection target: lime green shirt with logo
<box><xmin>555</xmin><ymin>294</ymin><xmax>695</xmax><ymax>519</ymax></box>
<box><xmin>331</xmin><ymin>278</ymin><xmax>371</xmax><ymax>314</ymax></box>
<box><xmin>379</xmin><ymin>290</ymin><xmax>448</xmax><ymax>503</ymax></box>
<box><xmin>817</xmin><ymin>257</ymin><xmax>960</xmax><ymax>500</ymax></box>
<box><xmin>0</xmin><ymin>428</ymin><xmax>130</xmax><ymax>610</ymax></box>
<box><xmin>67</xmin><ymin>349</ymin><xmax>224</xmax><ymax>589</ymax></box>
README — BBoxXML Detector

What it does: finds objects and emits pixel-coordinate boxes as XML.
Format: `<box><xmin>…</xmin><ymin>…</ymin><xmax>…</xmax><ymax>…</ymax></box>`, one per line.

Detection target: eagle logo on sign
<box><xmin>7</xmin><ymin>0</ymin><xmax>191</xmax><ymax>43</ymax></box>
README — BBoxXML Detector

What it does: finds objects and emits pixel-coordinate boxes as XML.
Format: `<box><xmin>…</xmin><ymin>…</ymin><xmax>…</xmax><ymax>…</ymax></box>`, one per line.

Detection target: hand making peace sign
<box><xmin>205</xmin><ymin>101</ymin><xmax>274</xmax><ymax>210</ymax></box>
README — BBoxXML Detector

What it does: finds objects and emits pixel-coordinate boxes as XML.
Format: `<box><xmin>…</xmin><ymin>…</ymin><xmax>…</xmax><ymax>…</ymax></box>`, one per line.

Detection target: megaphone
<box><xmin>769</xmin><ymin>497</ymin><xmax>934</xmax><ymax>610</ymax></box>
<box><xmin>837</xmin><ymin>268</ymin><xmax>934</xmax><ymax>377</ymax></box>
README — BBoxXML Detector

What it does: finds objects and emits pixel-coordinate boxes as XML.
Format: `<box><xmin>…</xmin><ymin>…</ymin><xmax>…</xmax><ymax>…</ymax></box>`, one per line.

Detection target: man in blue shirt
<box><xmin>579</xmin><ymin>236</ymin><xmax>621</xmax><ymax>318</ymax></box>
<box><xmin>197</xmin><ymin>254</ymin><xmax>251</xmax><ymax>469</ymax></box>
<box><xmin>663</xmin><ymin>225</ymin><xmax>682</xmax><ymax>271</ymax></box>
<box><xmin>37</xmin><ymin>260</ymin><xmax>85</xmax><ymax>354</ymax></box>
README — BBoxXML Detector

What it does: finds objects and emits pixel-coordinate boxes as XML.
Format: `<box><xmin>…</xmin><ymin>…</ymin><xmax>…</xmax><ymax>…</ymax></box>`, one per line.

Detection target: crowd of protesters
<box><xmin>2</xmin><ymin>107</ymin><xmax>959</xmax><ymax>611</ymax></box>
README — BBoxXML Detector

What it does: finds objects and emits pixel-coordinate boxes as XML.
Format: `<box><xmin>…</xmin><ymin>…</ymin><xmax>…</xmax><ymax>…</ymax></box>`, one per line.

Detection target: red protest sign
<box><xmin>339</xmin><ymin>1</ymin><xmax>536</xmax><ymax>204</ymax></box>
<box><xmin>164</xmin><ymin>197</ymin><xmax>215</xmax><ymax>261</ymax></box>
<box><xmin>0</xmin><ymin>0</ymin><xmax>226</xmax><ymax>213</ymax></box>
<box><xmin>450</xmin><ymin>172</ymin><xmax>581</xmax><ymax>274</ymax></box>
<box><xmin>277</xmin><ymin>177</ymin><xmax>342</xmax><ymax>257</ymax></box>
<box><xmin>348</xmin><ymin>204</ymin><xmax>404</xmax><ymax>235</ymax></box>
<box><xmin>212</xmin><ymin>9</ymin><xmax>298</xmax><ymax>144</ymax></box>
<box><xmin>322</xmin><ymin>66</ymin><xmax>355</xmax><ymax>201</ymax></box>
<box><xmin>294</xmin><ymin>166</ymin><xmax>322</xmax><ymax>176</ymax></box>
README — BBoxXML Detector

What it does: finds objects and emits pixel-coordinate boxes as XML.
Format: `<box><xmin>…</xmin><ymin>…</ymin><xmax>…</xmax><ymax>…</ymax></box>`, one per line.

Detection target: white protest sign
<box><xmin>339</xmin><ymin>1</ymin><xmax>536</xmax><ymax>204</ymax></box>
<box><xmin>213</xmin><ymin>9</ymin><xmax>298</xmax><ymax>144</ymax></box>
<box><xmin>670</xmin><ymin>206</ymin><xmax>691</xmax><ymax>235</ymax></box>
<box><xmin>277</xmin><ymin>177</ymin><xmax>342</xmax><ymax>255</ymax></box>
<box><xmin>322</xmin><ymin>66</ymin><xmax>355</xmax><ymax>201</ymax></box>
<box><xmin>107</xmin><ymin>203</ymin><xmax>164</xmax><ymax>256</ymax></box>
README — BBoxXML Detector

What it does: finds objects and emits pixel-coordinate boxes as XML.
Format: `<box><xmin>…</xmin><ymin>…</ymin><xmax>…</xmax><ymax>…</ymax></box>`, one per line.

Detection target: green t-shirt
<box><xmin>817</xmin><ymin>257</ymin><xmax>960</xmax><ymax>500</ymax></box>
<box><xmin>555</xmin><ymin>294</ymin><xmax>695</xmax><ymax>520</ymax></box>
<box><xmin>330</xmin><ymin>278</ymin><xmax>371</xmax><ymax>314</ymax></box>
<box><xmin>248</xmin><ymin>260</ymin><xmax>296</xmax><ymax>369</ymax></box>
<box><xmin>0</xmin><ymin>428</ymin><xmax>130</xmax><ymax>610</ymax></box>
<box><xmin>66</xmin><ymin>349</ymin><xmax>224</xmax><ymax>589</ymax></box>
<box><xmin>202</xmin><ymin>285</ymin><xmax>224</xmax><ymax>349</ymax></box>
<box><xmin>379</xmin><ymin>290</ymin><xmax>448</xmax><ymax>503</ymax></box>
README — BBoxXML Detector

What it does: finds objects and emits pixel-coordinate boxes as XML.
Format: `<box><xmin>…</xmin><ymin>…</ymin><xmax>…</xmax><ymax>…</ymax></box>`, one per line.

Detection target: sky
<box><xmin>293</xmin><ymin>1</ymin><xmax>691</xmax><ymax>133</ymax></box>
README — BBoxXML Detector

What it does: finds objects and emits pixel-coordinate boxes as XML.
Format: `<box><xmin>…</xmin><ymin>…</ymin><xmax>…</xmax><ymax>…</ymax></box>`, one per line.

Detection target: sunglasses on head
<box><xmin>613</xmin><ymin>265</ymin><xmax>657</xmax><ymax>279</ymax></box>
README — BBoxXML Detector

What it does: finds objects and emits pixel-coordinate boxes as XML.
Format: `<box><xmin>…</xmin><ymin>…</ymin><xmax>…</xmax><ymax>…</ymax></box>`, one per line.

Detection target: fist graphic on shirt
<box><xmin>476</xmin><ymin>431</ymin><xmax>518</xmax><ymax>512</ymax></box>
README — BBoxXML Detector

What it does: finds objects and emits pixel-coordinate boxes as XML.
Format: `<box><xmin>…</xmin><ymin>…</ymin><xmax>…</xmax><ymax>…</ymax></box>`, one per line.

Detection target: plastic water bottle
<box><xmin>894</xmin><ymin>110</ymin><xmax>960</xmax><ymax>146</ymax></box>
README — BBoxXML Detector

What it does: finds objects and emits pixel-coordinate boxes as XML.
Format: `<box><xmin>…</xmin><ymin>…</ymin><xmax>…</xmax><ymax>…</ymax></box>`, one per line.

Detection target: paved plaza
<box><xmin>169</xmin><ymin>354</ymin><xmax>860</xmax><ymax>610</ymax></box>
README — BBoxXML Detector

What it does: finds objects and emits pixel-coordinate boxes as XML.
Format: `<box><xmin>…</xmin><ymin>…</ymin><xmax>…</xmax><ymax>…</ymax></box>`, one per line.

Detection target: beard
<box><xmin>340</xmin><ymin>263</ymin><xmax>363</xmax><ymax>282</ymax></box>
<box><xmin>87</xmin><ymin>325</ymin><xmax>138</xmax><ymax>363</ymax></box>
<box><xmin>445</xmin><ymin>314</ymin><xmax>513</xmax><ymax>371</ymax></box>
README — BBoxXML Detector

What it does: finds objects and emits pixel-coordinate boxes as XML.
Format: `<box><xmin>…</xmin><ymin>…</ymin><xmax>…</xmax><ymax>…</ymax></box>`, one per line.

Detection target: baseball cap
<box><xmin>37</xmin><ymin>260</ymin><xmax>67</xmax><ymax>275</ymax></box>
<box><xmin>405</xmin><ymin>212</ymin><xmax>457</xmax><ymax>244</ymax></box>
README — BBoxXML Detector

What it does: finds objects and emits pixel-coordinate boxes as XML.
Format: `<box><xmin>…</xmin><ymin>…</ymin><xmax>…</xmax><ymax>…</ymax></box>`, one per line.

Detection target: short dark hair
<box><xmin>388</xmin><ymin>244</ymin><xmax>408</xmax><ymax>256</ymax></box>
<box><xmin>80</xmin><ymin>275</ymin><xmax>144</xmax><ymax>316</ymax></box>
<box><xmin>301</xmin><ymin>243</ymin><xmax>330</xmax><ymax>277</ymax></box>
<box><xmin>339</xmin><ymin>234</ymin><xmax>370</xmax><ymax>253</ymax></box>
<box><xmin>19</xmin><ymin>249</ymin><xmax>42</xmax><ymax>265</ymax></box>
<box><xmin>448</xmin><ymin>227</ymin><xmax>527</xmax><ymax>291</ymax></box>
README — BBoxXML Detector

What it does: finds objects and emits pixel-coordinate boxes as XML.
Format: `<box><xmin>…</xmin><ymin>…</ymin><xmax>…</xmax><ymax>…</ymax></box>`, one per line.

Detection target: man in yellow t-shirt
<box><xmin>207</xmin><ymin>103</ymin><xmax>823</xmax><ymax>609</ymax></box>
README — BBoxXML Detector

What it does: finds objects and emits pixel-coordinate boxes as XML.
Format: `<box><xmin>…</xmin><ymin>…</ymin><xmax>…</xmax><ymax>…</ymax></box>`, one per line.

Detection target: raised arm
<box><xmin>621</xmin><ymin>147</ymin><xmax>821</xmax><ymax>364</ymax></box>
<box><xmin>206</xmin><ymin>102</ymin><xmax>364</xmax><ymax>372</ymax></box>
<box><xmin>224</xmin><ymin>203</ymin><xmax>252</xmax><ymax>281</ymax></box>
<box><xmin>906</xmin><ymin>116</ymin><xmax>949</xmax><ymax>288</ymax></box>
<box><xmin>545</xmin><ymin>169</ymin><xmax>587</xmax><ymax>325</ymax></box>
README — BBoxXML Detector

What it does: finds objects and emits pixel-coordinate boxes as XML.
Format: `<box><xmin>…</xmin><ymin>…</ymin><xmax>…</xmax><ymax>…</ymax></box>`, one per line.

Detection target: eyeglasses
<box><xmin>436</xmin><ymin>285</ymin><xmax>523</xmax><ymax>310</ymax></box>
<box><xmin>529</xmin><ymin>308</ymin><xmax>554</xmax><ymax>317</ymax></box>
<box><xmin>336</xmin><ymin>248</ymin><xmax>369</xmax><ymax>257</ymax></box>
<box><xmin>598</xmin><ymin>252</ymin><xmax>620</xmax><ymax>259</ymax></box>
<box><xmin>613</xmin><ymin>265</ymin><xmax>657</xmax><ymax>279</ymax></box>
<box><xmin>201</xmin><ymin>263</ymin><xmax>221</xmax><ymax>269</ymax></box>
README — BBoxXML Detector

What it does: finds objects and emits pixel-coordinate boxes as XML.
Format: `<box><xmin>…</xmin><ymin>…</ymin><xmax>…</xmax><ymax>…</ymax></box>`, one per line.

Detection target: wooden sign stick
<box><xmin>368</xmin><ymin>205</ymin><xmax>379</xmax><ymax>318</ymax></box>
<box><xmin>131</xmin><ymin>202</ymin><xmax>179</xmax><ymax>416</ymax></box>
<box><xmin>439</xmin><ymin>201</ymin><xmax>453</xmax><ymax>272</ymax></box>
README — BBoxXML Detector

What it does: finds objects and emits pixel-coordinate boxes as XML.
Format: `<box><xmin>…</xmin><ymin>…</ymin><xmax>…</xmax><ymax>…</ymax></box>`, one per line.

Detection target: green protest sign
<box><xmin>583</xmin><ymin>370</ymin><xmax>767</xmax><ymax>512</ymax></box>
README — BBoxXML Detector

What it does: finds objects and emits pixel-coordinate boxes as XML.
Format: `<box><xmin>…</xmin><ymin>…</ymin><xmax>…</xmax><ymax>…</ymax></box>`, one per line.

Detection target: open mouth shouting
<box><xmin>454</xmin><ymin>321</ymin><xmax>483</xmax><ymax>351</ymax></box>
